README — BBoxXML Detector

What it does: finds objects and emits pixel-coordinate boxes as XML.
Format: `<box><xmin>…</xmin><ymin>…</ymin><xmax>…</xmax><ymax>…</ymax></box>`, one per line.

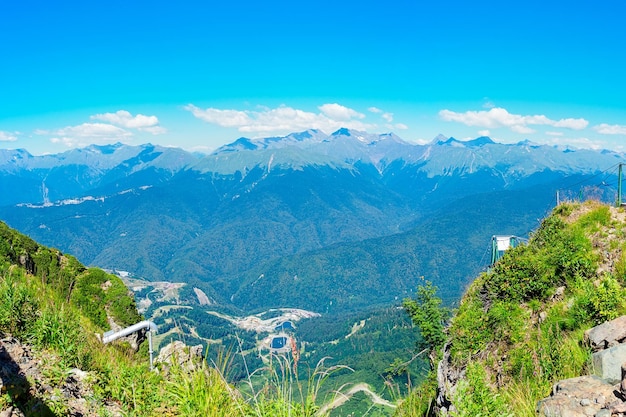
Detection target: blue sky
<box><xmin>2</xmin><ymin>0</ymin><xmax>626</xmax><ymax>154</ymax></box>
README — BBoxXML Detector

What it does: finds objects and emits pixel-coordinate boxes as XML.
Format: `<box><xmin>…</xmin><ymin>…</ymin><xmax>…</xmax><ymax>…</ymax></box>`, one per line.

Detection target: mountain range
<box><xmin>1</xmin><ymin>128</ymin><xmax>623</xmax><ymax>313</ymax></box>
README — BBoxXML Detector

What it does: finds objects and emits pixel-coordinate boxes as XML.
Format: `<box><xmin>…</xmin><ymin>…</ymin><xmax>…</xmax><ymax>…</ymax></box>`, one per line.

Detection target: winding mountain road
<box><xmin>318</xmin><ymin>383</ymin><xmax>396</xmax><ymax>414</ymax></box>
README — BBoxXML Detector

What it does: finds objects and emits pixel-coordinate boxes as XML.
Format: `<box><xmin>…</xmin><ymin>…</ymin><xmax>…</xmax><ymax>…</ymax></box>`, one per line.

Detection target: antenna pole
<box><xmin>618</xmin><ymin>163</ymin><xmax>623</xmax><ymax>207</ymax></box>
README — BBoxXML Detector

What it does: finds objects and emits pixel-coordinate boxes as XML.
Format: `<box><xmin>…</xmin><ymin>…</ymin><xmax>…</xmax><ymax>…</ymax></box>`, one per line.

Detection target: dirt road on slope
<box><xmin>317</xmin><ymin>383</ymin><xmax>396</xmax><ymax>414</ymax></box>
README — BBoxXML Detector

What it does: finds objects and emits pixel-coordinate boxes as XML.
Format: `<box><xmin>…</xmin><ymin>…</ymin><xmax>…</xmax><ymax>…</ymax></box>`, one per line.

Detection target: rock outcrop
<box><xmin>539</xmin><ymin>316</ymin><xmax>626</xmax><ymax>417</ymax></box>
<box><xmin>0</xmin><ymin>336</ymin><xmax>122</xmax><ymax>416</ymax></box>
<box><xmin>435</xmin><ymin>343</ymin><xmax>462</xmax><ymax>416</ymax></box>
<box><xmin>102</xmin><ymin>279</ymin><xmax>146</xmax><ymax>351</ymax></box>
<box><xmin>586</xmin><ymin>316</ymin><xmax>626</xmax><ymax>352</ymax></box>
<box><xmin>537</xmin><ymin>375</ymin><xmax>617</xmax><ymax>417</ymax></box>
<box><xmin>155</xmin><ymin>341</ymin><xmax>204</xmax><ymax>373</ymax></box>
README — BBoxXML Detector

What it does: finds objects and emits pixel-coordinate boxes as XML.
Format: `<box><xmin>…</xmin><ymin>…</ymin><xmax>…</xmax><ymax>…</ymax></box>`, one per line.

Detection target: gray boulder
<box><xmin>592</xmin><ymin>344</ymin><xmax>626</xmax><ymax>384</ymax></box>
<box><xmin>156</xmin><ymin>341</ymin><xmax>204</xmax><ymax>373</ymax></box>
<box><xmin>585</xmin><ymin>315</ymin><xmax>626</xmax><ymax>352</ymax></box>
<box><xmin>537</xmin><ymin>375</ymin><xmax>617</xmax><ymax>417</ymax></box>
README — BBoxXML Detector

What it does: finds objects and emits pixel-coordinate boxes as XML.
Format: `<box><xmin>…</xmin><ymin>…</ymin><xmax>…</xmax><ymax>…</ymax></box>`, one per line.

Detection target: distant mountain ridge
<box><xmin>0</xmin><ymin>143</ymin><xmax>197</xmax><ymax>206</ymax></box>
<box><xmin>1</xmin><ymin>128</ymin><xmax>624</xmax><ymax>314</ymax></box>
<box><xmin>198</xmin><ymin>128</ymin><xmax>623</xmax><ymax>177</ymax></box>
<box><xmin>2</xmin><ymin>128</ymin><xmax>622</xmax><ymax>205</ymax></box>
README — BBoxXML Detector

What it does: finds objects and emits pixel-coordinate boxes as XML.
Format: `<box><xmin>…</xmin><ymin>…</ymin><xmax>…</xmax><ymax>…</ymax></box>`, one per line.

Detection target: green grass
<box><xmin>0</xmin><ymin>221</ymin><xmax>369</xmax><ymax>416</ymax></box>
<box><xmin>397</xmin><ymin>201</ymin><xmax>626</xmax><ymax>416</ymax></box>
<box><xmin>0</xmin><ymin>262</ymin><xmax>350</xmax><ymax>416</ymax></box>
<box><xmin>393</xmin><ymin>372</ymin><xmax>436</xmax><ymax>417</ymax></box>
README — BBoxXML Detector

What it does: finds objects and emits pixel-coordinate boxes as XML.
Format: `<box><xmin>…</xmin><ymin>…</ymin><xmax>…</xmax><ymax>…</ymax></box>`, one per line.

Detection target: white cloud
<box><xmin>50</xmin><ymin>137</ymin><xmax>78</xmax><ymax>147</ymax></box>
<box><xmin>412</xmin><ymin>137</ymin><xmax>431</xmax><ymax>145</ymax></box>
<box><xmin>545</xmin><ymin>114</ymin><xmax>585</xmax><ymax>130</ymax></box>
<box><xmin>439</xmin><ymin>107</ymin><xmax>589</xmax><ymax>133</ymax></box>
<box><xmin>382</xmin><ymin>112</ymin><xmax>393</xmax><ymax>123</ymax></box>
<box><xmin>395</xmin><ymin>123</ymin><xmax>408</xmax><ymax>130</ymax></box>
<box><xmin>91</xmin><ymin>110</ymin><xmax>156</xmax><ymax>128</ymax></box>
<box><xmin>318</xmin><ymin>103</ymin><xmax>365</xmax><ymax>121</ymax></box>
<box><xmin>55</xmin><ymin>123</ymin><xmax>130</xmax><ymax>139</ymax></box>
<box><xmin>552</xmin><ymin>118</ymin><xmax>589</xmax><ymax>130</ymax></box>
<box><xmin>546</xmin><ymin>131</ymin><xmax>564</xmax><ymax>136</ymax></box>
<box><xmin>594</xmin><ymin>123</ymin><xmax>626</xmax><ymax>135</ymax></box>
<box><xmin>0</xmin><ymin>131</ymin><xmax>18</xmax><ymax>142</ymax></box>
<box><xmin>185</xmin><ymin>103</ymin><xmax>375</xmax><ymax>134</ymax></box>
<box><xmin>478</xmin><ymin>130</ymin><xmax>490</xmax><ymax>136</ymax></box>
<box><xmin>140</xmin><ymin>126</ymin><xmax>168</xmax><ymax>135</ymax></box>
<box><xmin>184</xmin><ymin>105</ymin><xmax>251</xmax><ymax>127</ymax></box>
<box><xmin>511</xmin><ymin>125</ymin><xmax>536</xmax><ymax>134</ymax></box>
<box><xmin>369</xmin><ymin>107</ymin><xmax>396</xmax><ymax>123</ymax></box>
<box><xmin>91</xmin><ymin>110</ymin><xmax>166</xmax><ymax>134</ymax></box>
<box><xmin>46</xmin><ymin>123</ymin><xmax>132</xmax><ymax>148</ymax></box>
<box><xmin>239</xmin><ymin>107</ymin><xmax>323</xmax><ymax>132</ymax></box>
<box><xmin>545</xmin><ymin>136</ymin><xmax>603</xmax><ymax>150</ymax></box>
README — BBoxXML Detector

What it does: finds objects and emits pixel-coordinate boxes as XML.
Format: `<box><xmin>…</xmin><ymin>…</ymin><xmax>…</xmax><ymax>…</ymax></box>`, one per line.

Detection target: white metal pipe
<box><xmin>102</xmin><ymin>320</ymin><xmax>157</xmax><ymax>344</ymax></box>
<box><xmin>102</xmin><ymin>320</ymin><xmax>158</xmax><ymax>370</ymax></box>
<box><xmin>148</xmin><ymin>330</ymin><xmax>154</xmax><ymax>369</ymax></box>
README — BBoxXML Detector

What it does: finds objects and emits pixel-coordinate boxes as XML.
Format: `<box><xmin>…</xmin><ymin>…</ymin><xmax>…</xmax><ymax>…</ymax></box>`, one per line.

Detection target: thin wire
<box><xmin>560</xmin><ymin>163</ymin><xmax>620</xmax><ymax>191</ymax></box>
<box><xmin>477</xmin><ymin>241</ymin><xmax>491</xmax><ymax>270</ymax></box>
<box><xmin>597</xmin><ymin>166</ymin><xmax>619</xmax><ymax>186</ymax></box>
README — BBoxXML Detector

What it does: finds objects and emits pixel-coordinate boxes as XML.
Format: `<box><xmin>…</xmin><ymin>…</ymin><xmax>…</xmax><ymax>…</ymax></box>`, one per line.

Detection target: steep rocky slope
<box><xmin>429</xmin><ymin>201</ymin><xmax>626</xmax><ymax>416</ymax></box>
<box><xmin>0</xmin><ymin>222</ymin><xmax>238</xmax><ymax>416</ymax></box>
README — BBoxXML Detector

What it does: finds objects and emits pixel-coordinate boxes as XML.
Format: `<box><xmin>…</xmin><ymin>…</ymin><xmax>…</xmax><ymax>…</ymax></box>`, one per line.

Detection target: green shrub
<box><xmin>453</xmin><ymin>362</ymin><xmax>512</xmax><ymax>417</ymax></box>
<box><xmin>94</xmin><ymin>360</ymin><xmax>167</xmax><ymax>415</ymax></box>
<box><xmin>0</xmin><ymin>269</ymin><xmax>38</xmax><ymax>336</ymax></box>
<box><xmin>588</xmin><ymin>275</ymin><xmax>624</xmax><ymax>324</ymax></box>
<box><xmin>449</xmin><ymin>287</ymin><xmax>491</xmax><ymax>361</ymax></box>
<box><xmin>28</xmin><ymin>304</ymin><xmax>92</xmax><ymax>369</ymax></box>
<box><xmin>70</xmin><ymin>268</ymin><xmax>109</xmax><ymax>328</ymax></box>
<box><xmin>569</xmin><ymin>274</ymin><xmax>625</xmax><ymax>326</ymax></box>
<box><xmin>553</xmin><ymin>202</ymin><xmax>576</xmax><ymax>217</ymax></box>
<box><xmin>31</xmin><ymin>249</ymin><xmax>61</xmax><ymax>286</ymax></box>
<box><xmin>485</xmin><ymin>209</ymin><xmax>597</xmax><ymax>305</ymax></box>
<box><xmin>393</xmin><ymin>371</ymin><xmax>436</xmax><ymax>417</ymax></box>
<box><xmin>403</xmin><ymin>280</ymin><xmax>448</xmax><ymax>360</ymax></box>
<box><xmin>105</xmin><ymin>277</ymin><xmax>143</xmax><ymax>327</ymax></box>
<box><xmin>71</xmin><ymin>268</ymin><xmax>142</xmax><ymax>329</ymax></box>
<box><xmin>487</xmin><ymin>245</ymin><xmax>554</xmax><ymax>302</ymax></box>
<box><xmin>487</xmin><ymin>301</ymin><xmax>527</xmax><ymax>345</ymax></box>
<box><xmin>614</xmin><ymin>248</ymin><xmax>626</xmax><ymax>283</ymax></box>
<box><xmin>576</xmin><ymin>205</ymin><xmax>611</xmax><ymax>230</ymax></box>
<box><xmin>167</xmin><ymin>362</ymin><xmax>249</xmax><ymax>417</ymax></box>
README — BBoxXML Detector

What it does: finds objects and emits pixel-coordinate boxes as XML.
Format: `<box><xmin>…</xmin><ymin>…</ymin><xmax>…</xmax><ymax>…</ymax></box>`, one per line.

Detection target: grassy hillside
<box><xmin>396</xmin><ymin>200</ymin><xmax>626</xmax><ymax>416</ymax></box>
<box><xmin>0</xmin><ymin>221</ymin><xmax>362</xmax><ymax>416</ymax></box>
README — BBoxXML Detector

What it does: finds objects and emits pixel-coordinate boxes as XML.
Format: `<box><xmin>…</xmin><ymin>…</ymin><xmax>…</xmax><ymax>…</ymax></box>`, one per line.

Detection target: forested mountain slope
<box><xmin>0</xmin><ymin>221</ymin><xmax>387</xmax><ymax>416</ymax></box>
<box><xmin>2</xmin><ymin>130</ymin><xmax>622</xmax><ymax>315</ymax></box>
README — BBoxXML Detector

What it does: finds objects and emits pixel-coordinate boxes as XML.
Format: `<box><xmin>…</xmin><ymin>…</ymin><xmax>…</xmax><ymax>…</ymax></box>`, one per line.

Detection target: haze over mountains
<box><xmin>1</xmin><ymin>128</ymin><xmax>623</xmax><ymax>313</ymax></box>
